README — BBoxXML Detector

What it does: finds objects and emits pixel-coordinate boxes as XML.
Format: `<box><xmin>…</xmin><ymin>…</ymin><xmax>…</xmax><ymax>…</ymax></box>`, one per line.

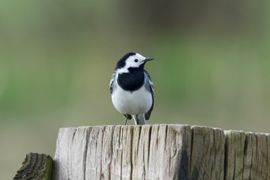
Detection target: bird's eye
<box><xmin>134</xmin><ymin>59</ymin><xmax>138</xmax><ymax>63</ymax></box>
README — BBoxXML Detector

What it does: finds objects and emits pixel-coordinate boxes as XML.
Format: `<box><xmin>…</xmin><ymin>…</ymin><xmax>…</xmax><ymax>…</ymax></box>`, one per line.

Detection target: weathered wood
<box><xmin>54</xmin><ymin>124</ymin><xmax>270</xmax><ymax>180</ymax></box>
<box><xmin>190</xmin><ymin>126</ymin><xmax>225</xmax><ymax>180</ymax></box>
<box><xmin>14</xmin><ymin>153</ymin><xmax>53</xmax><ymax>180</ymax></box>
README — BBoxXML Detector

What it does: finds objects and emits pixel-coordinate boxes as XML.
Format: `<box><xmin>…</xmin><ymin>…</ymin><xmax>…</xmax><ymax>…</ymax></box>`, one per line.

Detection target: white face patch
<box><xmin>117</xmin><ymin>53</ymin><xmax>146</xmax><ymax>74</ymax></box>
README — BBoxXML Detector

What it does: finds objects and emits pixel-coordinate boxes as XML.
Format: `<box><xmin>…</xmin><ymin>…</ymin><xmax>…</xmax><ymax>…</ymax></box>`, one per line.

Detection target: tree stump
<box><xmin>13</xmin><ymin>153</ymin><xmax>53</xmax><ymax>180</ymax></box>
<box><xmin>53</xmin><ymin>124</ymin><xmax>270</xmax><ymax>180</ymax></box>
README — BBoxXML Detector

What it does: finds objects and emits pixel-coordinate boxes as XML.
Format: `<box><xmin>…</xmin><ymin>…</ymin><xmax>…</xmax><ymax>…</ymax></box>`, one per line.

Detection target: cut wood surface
<box><xmin>54</xmin><ymin>124</ymin><xmax>270</xmax><ymax>180</ymax></box>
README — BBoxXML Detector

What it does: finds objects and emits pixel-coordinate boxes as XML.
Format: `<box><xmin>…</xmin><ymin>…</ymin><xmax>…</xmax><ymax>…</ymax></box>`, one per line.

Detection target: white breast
<box><xmin>111</xmin><ymin>84</ymin><xmax>152</xmax><ymax>115</ymax></box>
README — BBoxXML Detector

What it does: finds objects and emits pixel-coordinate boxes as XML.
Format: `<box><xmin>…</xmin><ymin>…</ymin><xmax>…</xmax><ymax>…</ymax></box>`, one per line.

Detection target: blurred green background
<box><xmin>1</xmin><ymin>0</ymin><xmax>270</xmax><ymax>178</ymax></box>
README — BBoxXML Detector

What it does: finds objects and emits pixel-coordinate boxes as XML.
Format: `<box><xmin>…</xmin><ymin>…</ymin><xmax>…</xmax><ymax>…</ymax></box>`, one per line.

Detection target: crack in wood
<box><xmin>53</xmin><ymin>125</ymin><xmax>270</xmax><ymax>180</ymax></box>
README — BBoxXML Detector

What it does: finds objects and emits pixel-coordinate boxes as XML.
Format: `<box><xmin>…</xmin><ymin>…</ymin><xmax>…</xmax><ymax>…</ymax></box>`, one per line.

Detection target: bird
<box><xmin>109</xmin><ymin>52</ymin><xmax>154</xmax><ymax>125</ymax></box>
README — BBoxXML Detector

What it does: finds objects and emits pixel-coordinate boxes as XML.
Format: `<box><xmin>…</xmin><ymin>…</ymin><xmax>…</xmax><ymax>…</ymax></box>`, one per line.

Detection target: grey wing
<box><xmin>144</xmin><ymin>71</ymin><xmax>154</xmax><ymax>120</ymax></box>
<box><xmin>109</xmin><ymin>72</ymin><xmax>116</xmax><ymax>94</ymax></box>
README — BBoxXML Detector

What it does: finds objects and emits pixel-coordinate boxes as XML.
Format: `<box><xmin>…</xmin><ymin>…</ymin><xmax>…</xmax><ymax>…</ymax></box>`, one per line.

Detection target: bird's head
<box><xmin>116</xmin><ymin>52</ymin><xmax>153</xmax><ymax>73</ymax></box>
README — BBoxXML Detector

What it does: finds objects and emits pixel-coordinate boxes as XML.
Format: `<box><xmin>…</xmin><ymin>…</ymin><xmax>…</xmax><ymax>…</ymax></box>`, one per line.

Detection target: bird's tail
<box><xmin>133</xmin><ymin>114</ymin><xmax>146</xmax><ymax>125</ymax></box>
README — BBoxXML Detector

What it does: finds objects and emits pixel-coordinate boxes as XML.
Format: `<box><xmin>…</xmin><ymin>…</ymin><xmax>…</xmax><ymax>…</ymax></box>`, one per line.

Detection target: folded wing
<box><xmin>144</xmin><ymin>71</ymin><xmax>154</xmax><ymax>120</ymax></box>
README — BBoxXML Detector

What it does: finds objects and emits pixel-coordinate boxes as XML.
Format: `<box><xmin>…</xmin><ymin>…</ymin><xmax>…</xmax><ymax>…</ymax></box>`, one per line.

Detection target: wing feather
<box><xmin>109</xmin><ymin>72</ymin><xmax>116</xmax><ymax>94</ymax></box>
<box><xmin>144</xmin><ymin>71</ymin><xmax>154</xmax><ymax>120</ymax></box>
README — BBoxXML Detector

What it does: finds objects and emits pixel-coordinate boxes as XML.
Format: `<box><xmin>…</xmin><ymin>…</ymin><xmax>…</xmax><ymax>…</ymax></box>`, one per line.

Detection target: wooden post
<box><xmin>13</xmin><ymin>153</ymin><xmax>53</xmax><ymax>180</ymax></box>
<box><xmin>53</xmin><ymin>124</ymin><xmax>270</xmax><ymax>180</ymax></box>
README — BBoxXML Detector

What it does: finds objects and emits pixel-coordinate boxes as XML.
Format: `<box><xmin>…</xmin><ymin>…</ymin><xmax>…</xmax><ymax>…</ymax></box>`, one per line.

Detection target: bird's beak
<box><xmin>144</xmin><ymin>57</ymin><xmax>154</xmax><ymax>62</ymax></box>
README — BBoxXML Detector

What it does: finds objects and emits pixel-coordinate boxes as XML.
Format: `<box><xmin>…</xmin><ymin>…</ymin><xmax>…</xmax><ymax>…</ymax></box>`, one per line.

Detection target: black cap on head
<box><xmin>116</xmin><ymin>52</ymin><xmax>136</xmax><ymax>69</ymax></box>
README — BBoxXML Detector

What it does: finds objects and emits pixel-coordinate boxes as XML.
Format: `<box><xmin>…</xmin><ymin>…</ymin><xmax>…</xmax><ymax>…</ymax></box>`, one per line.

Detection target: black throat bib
<box><xmin>117</xmin><ymin>67</ymin><xmax>145</xmax><ymax>92</ymax></box>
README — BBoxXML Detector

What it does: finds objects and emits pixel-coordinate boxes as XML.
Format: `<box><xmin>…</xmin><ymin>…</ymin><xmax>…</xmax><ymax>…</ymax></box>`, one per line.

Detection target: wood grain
<box><xmin>14</xmin><ymin>153</ymin><xmax>53</xmax><ymax>180</ymax></box>
<box><xmin>54</xmin><ymin>125</ymin><xmax>270</xmax><ymax>180</ymax></box>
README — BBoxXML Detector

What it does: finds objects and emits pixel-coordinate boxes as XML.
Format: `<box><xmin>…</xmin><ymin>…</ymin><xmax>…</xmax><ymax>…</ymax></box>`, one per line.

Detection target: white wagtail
<box><xmin>110</xmin><ymin>52</ymin><xmax>154</xmax><ymax>125</ymax></box>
